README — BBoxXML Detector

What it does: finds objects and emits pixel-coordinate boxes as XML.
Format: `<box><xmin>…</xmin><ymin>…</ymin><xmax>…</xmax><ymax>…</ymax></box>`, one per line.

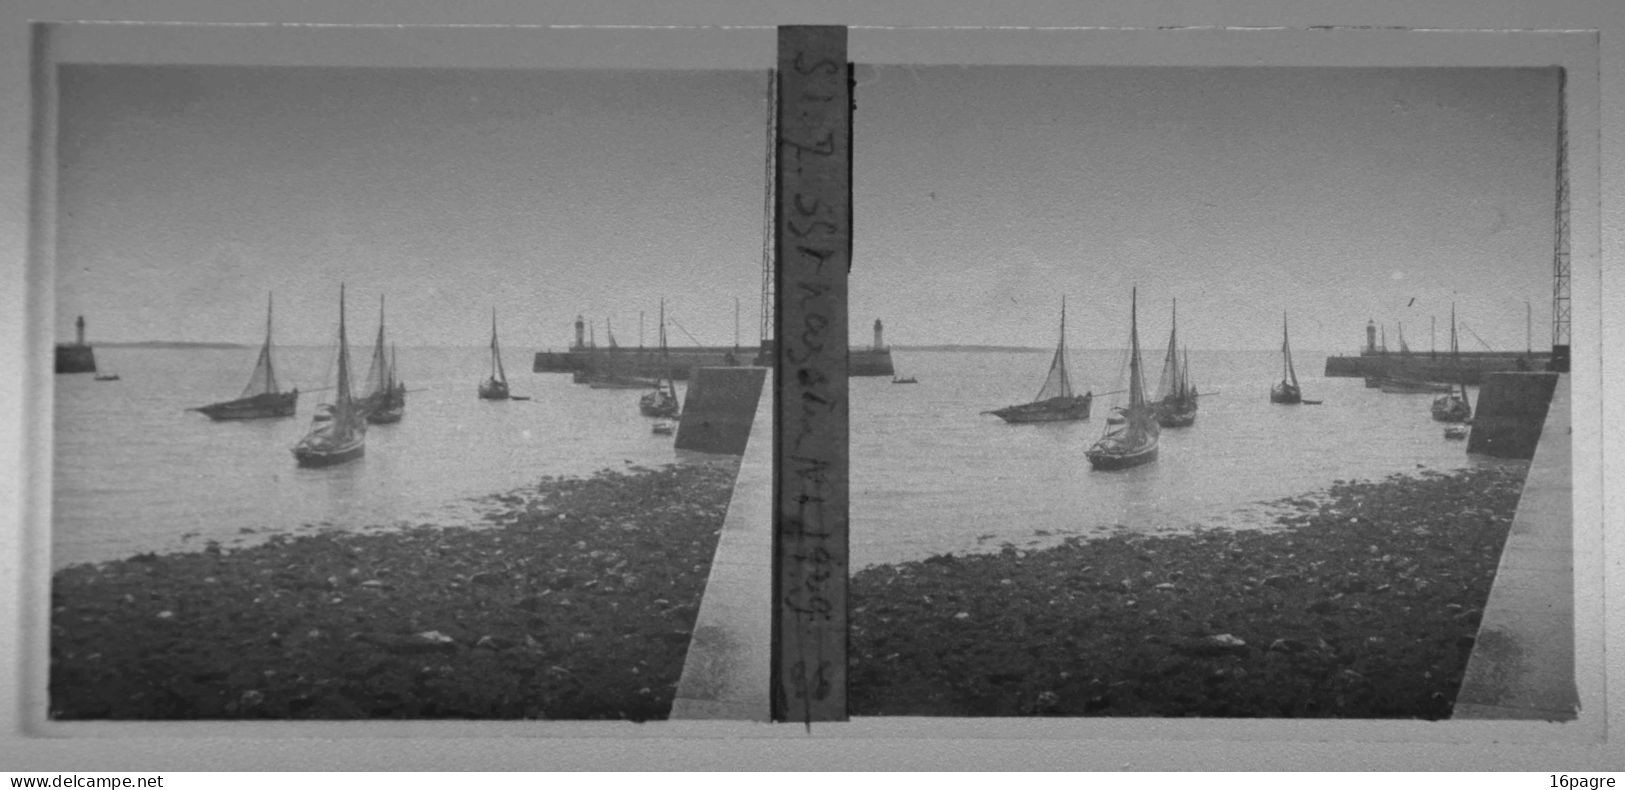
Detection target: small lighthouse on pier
<box><xmin>573</xmin><ymin>315</ymin><xmax>585</xmax><ymax>350</ymax></box>
<box><xmin>1365</xmin><ymin>319</ymin><xmax>1377</xmax><ymax>355</ymax></box>
<box><xmin>873</xmin><ymin>318</ymin><xmax>885</xmax><ymax>351</ymax></box>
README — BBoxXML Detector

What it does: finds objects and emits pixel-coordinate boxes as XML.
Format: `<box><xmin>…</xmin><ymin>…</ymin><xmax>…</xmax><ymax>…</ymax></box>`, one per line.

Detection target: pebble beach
<box><xmin>51</xmin><ymin>459</ymin><xmax>1527</xmax><ymax>721</ymax></box>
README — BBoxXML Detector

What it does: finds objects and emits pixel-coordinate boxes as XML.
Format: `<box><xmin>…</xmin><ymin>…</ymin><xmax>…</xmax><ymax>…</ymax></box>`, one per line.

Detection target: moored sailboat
<box><xmin>1269</xmin><ymin>313</ymin><xmax>1303</xmax><ymax>404</ymax></box>
<box><xmin>985</xmin><ymin>296</ymin><xmax>1092</xmax><ymax>423</ymax></box>
<box><xmin>192</xmin><ymin>294</ymin><xmax>298</xmax><ymax>420</ymax></box>
<box><xmin>639</xmin><ymin>299</ymin><xmax>681</xmax><ymax>418</ymax></box>
<box><xmin>292</xmin><ymin>285</ymin><xmax>366</xmax><ymax>467</ymax></box>
<box><xmin>1086</xmin><ymin>288</ymin><xmax>1158</xmax><ymax>471</ymax></box>
<box><xmin>359</xmin><ymin>296</ymin><xmax>405</xmax><ymax>424</ymax></box>
<box><xmin>478</xmin><ymin>308</ymin><xmax>510</xmax><ymax>400</ymax></box>
<box><xmin>1153</xmin><ymin>298</ymin><xmax>1198</xmax><ymax>428</ymax></box>
<box><xmin>1431</xmin><ymin>304</ymin><xmax>1472</xmax><ymax>422</ymax></box>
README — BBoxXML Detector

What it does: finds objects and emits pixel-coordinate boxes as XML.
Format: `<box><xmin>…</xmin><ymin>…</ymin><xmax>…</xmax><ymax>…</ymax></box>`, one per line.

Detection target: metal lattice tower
<box><xmin>1551</xmin><ymin>68</ymin><xmax>1571</xmax><ymax>359</ymax></box>
<box><xmin>759</xmin><ymin>68</ymin><xmax>777</xmax><ymax>348</ymax></box>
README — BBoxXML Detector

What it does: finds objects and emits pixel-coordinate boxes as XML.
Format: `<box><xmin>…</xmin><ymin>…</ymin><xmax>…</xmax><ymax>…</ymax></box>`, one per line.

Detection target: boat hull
<box><xmin>1086</xmin><ymin>441</ymin><xmax>1158</xmax><ymax>471</ymax></box>
<box><xmin>1154</xmin><ymin>397</ymin><xmax>1197</xmax><ymax>428</ymax></box>
<box><xmin>1269</xmin><ymin>382</ymin><xmax>1301</xmax><ymax>404</ymax></box>
<box><xmin>292</xmin><ymin>439</ymin><xmax>365</xmax><ymax>467</ymax></box>
<box><xmin>639</xmin><ymin>393</ymin><xmax>680</xmax><ymax>418</ymax></box>
<box><xmin>195</xmin><ymin>391</ymin><xmax>298</xmax><ymax>421</ymax></box>
<box><xmin>988</xmin><ymin>394</ymin><xmax>1092</xmax><ymax>423</ymax></box>
<box><xmin>478</xmin><ymin>379</ymin><xmax>509</xmax><ymax>400</ymax></box>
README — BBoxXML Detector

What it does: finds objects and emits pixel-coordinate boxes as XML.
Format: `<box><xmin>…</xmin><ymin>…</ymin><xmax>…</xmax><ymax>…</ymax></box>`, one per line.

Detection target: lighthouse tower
<box><xmin>1365</xmin><ymin>319</ymin><xmax>1377</xmax><ymax>355</ymax></box>
<box><xmin>873</xmin><ymin>319</ymin><xmax>885</xmax><ymax>351</ymax></box>
<box><xmin>574</xmin><ymin>315</ymin><xmax>585</xmax><ymax>350</ymax></box>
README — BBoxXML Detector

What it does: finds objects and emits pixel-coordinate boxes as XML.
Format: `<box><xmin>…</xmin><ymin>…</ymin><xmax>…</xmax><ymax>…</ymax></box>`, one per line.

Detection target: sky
<box><xmin>54</xmin><ymin>63</ymin><xmax>1560</xmax><ymax>354</ymax></box>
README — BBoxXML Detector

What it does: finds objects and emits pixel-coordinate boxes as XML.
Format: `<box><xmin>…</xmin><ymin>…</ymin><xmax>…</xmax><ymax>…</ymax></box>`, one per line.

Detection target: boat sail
<box><xmin>639</xmin><ymin>299</ymin><xmax>681</xmax><ymax>418</ymax></box>
<box><xmin>478</xmin><ymin>308</ymin><xmax>510</xmax><ymax>400</ymax></box>
<box><xmin>1431</xmin><ymin>304</ymin><xmax>1473</xmax><ymax>422</ymax></box>
<box><xmin>192</xmin><ymin>294</ymin><xmax>298</xmax><ymax>421</ymax></box>
<box><xmin>1086</xmin><ymin>288</ymin><xmax>1158</xmax><ymax>470</ymax></box>
<box><xmin>1153</xmin><ymin>298</ymin><xmax>1198</xmax><ymax>428</ymax></box>
<box><xmin>984</xmin><ymin>296</ymin><xmax>1092</xmax><ymax>423</ymax></box>
<box><xmin>1269</xmin><ymin>313</ymin><xmax>1303</xmax><ymax>404</ymax></box>
<box><xmin>359</xmin><ymin>295</ymin><xmax>405</xmax><ymax>424</ymax></box>
<box><xmin>292</xmin><ymin>285</ymin><xmax>366</xmax><ymax>467</ymax></box>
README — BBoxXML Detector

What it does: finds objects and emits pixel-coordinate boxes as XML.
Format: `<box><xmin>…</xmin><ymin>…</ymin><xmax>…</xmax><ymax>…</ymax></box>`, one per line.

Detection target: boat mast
<box><xmin>491</xmin><ymin>308</ymin><xmax>505</xmax><ymax>383</ymax></box>
<box><xmin>1129</xmin><ymin>288</ymin><xmax>1143</xmax><ymax>408</ymax></box>
<box><xmin>1282</xmin><ymin>313</ymin><xmax>1297</xmax><ymax>386</ymax></box>
<box><xmin>336</xmin><ymin>284</ymin><xmax>352</xmax><ymax>413</ymax></box>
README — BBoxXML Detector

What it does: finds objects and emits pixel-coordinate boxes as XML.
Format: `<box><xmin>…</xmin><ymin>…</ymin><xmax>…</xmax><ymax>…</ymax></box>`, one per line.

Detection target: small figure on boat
<box><xmin>985</xmin><ymin>296</ymin><xmax>1092</xmax><ymax>423</ymax></box>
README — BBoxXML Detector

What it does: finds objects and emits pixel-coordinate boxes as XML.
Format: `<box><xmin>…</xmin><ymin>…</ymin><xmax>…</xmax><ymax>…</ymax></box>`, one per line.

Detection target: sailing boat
<box><xmin>192</xmin><ymin>294</ymin><xmax>298</xmax><ymax>420</ymax></box>
<box><xmin>639</xmin><ymin>299</ymin><xmax>681</xmax><ymax>418</ymax></box>
<box><xmin>1086</xmin><ymin>288</ymin><xmax>1158</xmax><ymax>470</ymax></box>
<box><xmin>1431</xmin><ymin>304</ymin><xmax>1472</xmax><ymax>422</ymax></box>
<box><xmin>359</xmin><ymin>295</ymin><xmax>405</xmax><ymax>424</ymax></box>
<box><xmin>478</xmin><ymin>308</ymin><xmax>510</xmax><ymax>400</ymax></box>
<box><xmin>292</xmin><ymin>285</ymin><xmax>366</xmax><ymax>467</ymax></box>
<box><xmin>1153</xmin><ymin>298</ymin><xmax>1198</xmax><ymax>428</ymax></box>
<box><xmin>984</xmin><ymin>296</ymin><xmax>1092</xmax><ymax>423</ymax></box>
<box><xmin>1269</xmin><ymin>313</ymin><xmax>1303</xmax><ymax>404</ymax></box>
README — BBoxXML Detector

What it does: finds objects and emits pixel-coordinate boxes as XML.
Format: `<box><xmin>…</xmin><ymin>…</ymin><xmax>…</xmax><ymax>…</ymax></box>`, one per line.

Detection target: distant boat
<box><xmin>1086</xmin><ymin>288</ymin><xmax>1159</xmax><ymax>471</ymax></box>
<box><xmin>892</xmin><ymin>376</ymin><xmax>918</xmax><ymax>384</ymax></box>
<box><xmin>1431</xmin><ymin>304</ymin><xmax>1472</xmax><ymax>423</ymax></box>
<box><xmin>292</xmin><ymin>286</ymin><xmax>366</xmax><ymax>467</ymax></box>
<box><xmin>192</xmin><ymin>294</ymin><xmax>298</xmax><ymax>421</ymax></box>
<box><xmin>94</xmin><ymin>373</ymin><xmax>120</xmax><ymax>382</ymax></box>
<box><xmin>984</xmin><ymin>296</ymin><xmax>1092</xmax><ymax>423</ymax></box>
<box><xmin>1153</xmin><ymin>298</ymin><xmax>1198</xmax><ymax>428</ymax></box>
<box><xmin>638</xmin><ymin>299</ymin><xmax>681</xmax><ymax>418</ymax></box>
<box><xmin>478</xmin><ymin>308</ymin><xmax>510</xmax><ymax>401</ymax></box>
<box><xmin>1444</xmin><ymin>424</ymin><xmax>1469</xmax><ymax>440</ymax></box>
<box><xmin>652</xmin><ymin>421</ymin><xmax>675</xmax><ymax>435</ymax></box>
<box><xmin>1269</xmin><ymin>313</ymin><xmax>1303</xmax><ymax>405</ymax></box>
<box><xmin>359</xmin><ymin>296</ymin><xmax>405</xmax><ymax>424</ymax></box>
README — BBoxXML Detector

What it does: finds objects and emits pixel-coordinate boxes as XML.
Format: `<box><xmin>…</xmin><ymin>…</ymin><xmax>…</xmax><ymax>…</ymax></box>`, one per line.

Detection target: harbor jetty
<box><xmin>534</xmin><ymin>316</ymin><xmax>894</xmax><ymax>379</ymax></box>
<box><xmin>1323</xmin><ymin>319</ymin><xmax>1548</xmax><ymax>385</ymax></box>
<box><xmin>54</xmin><ymin>315</ymin><xmax>97</xmax><ymax>374</ymax></box>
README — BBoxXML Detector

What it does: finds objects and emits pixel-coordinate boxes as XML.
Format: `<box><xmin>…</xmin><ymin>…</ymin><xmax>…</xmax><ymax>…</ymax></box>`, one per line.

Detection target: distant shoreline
<box><xmin>97</xmin><ymin>341</ymin><xmax>250</xmax><ymax>350</ymax></box>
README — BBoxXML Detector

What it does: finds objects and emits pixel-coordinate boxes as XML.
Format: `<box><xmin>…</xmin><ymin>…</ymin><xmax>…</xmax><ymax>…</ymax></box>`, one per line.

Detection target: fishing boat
<box><xmin>1269</xmin><ymin>313</ymin><xmax>1303</xmax><ymax>404</ymax></box>
<box><xmin>1431</xmin><ymin>304</ymin><xmax>1473</xmax><ymax>422</ymax></box>
<box><xmin>359</xmin><ymin>296</ymin><xmax>405</xmax><ymax>424</ymax></box>
<box><xmin>292</xmin><ymin>286</ymin><xmax>366</xmax><ymax>467</ymax></box>
<box><xmin>1086</xmin><ymin>288</ymin><xmax>1159</xmax><ymax>471</ymax></box>
<box><xmin>478</xmin><ymin>308</ymin><xmax>510</xmax><ymax>400</ymax></box>
<box><xmin>1153</xmin><ymin>299</ymin><xmax>1198</xmax><ymax>428</ymax></box>
<box><xmin>192</xmin><ymin>294</ymin><xmax>298</xmax><ymax>420</ymax></box>
<box><xmin>1444</xmin><ymin>424</ymin><xmax>1469</xmax><ymax>440</ymax></box>
<box><xmin>639</xmin><ymin>299</ymin><xmax>681</xmax><ymax>418</ymax></box>
<box><xmin>652</xmin><ymin>421</ymin><xmax>676</xmax><ymax>435</ymax></box>
<box><xmin>94</xmin><ymin>373</ymin><xmax>120</xmax><ymax>382</ymax></box>
<box><xmin>984</xmin><ymin>297</ymin><xmax>1092</xmax><ymax>423</ymax></box>
<box><xmin>892</xmin><ymin>376</ymin><xmax>918</xmax><ymax>384</ymax></box>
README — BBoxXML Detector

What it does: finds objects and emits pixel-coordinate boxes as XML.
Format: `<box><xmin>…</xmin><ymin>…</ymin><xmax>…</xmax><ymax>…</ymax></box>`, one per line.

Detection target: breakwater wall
<box><xmin>54</xmin><ymin>344</ymin><xmax>96</xmax><ymax>374</ymax></box>
<box><xmin>534</xmin><ymin>346</ymin><xmax>893</xmax><ymax>379</ymax></box>
<box><xmin>674</xmin><ymin>366</ymin><xmax>768</xmax><ymax>456</ymax></box>
<box><xmin>1324</xmin><ymin>351</ymin><xmax>1547</xmax><ymax>386</ymax></box>
<box><xmin>1468</xmin><ymin>372</ymin><xmax>1559</xmax><ymax>460</ymax></box>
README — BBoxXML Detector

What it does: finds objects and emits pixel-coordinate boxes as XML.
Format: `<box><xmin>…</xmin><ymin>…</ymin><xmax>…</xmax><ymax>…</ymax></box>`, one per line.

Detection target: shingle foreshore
<box><xmin>50</xmin><ymin>461</ymin><xmax>738</xmax><ymax>721</ymax></box>
<box><xmin>849</xmin><ymin>464</ymin><xmax>1529</xmax><ymax>719</ymax></box>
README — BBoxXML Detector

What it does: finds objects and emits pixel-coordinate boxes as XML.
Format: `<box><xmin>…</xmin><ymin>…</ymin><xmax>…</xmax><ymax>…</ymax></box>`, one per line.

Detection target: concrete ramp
<box><xmin>670</xmin><ymin>378</ymin><xmax>773</xmax><ymax>720</ymax></box>
<box><xmin>1453</xmin><ymin>375</ymin><xmax>1577</xmax><ymax>720</ymax></box>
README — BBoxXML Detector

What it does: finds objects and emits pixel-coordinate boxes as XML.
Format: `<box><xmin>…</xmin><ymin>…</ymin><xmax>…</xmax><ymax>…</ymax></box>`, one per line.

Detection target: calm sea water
<box><xmin>850</xmin><ymin>348</ymin><xmax>1502</xmax><ymax>568</ymax></box>
<box><xmin>53</xmin><ymin>346</ymin><xmax>1497</xmax><ymax>571</ymax></box>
